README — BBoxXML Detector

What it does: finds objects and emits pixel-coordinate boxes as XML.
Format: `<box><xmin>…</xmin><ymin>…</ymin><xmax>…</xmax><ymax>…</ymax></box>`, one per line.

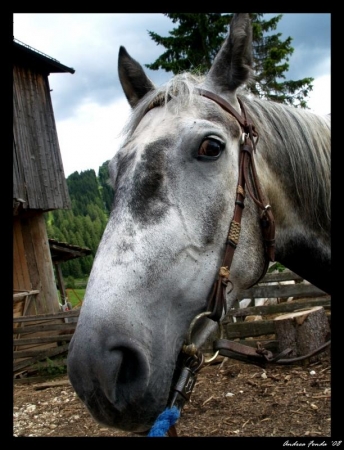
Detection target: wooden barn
<box><xmin>13</xmin><ymin>38</ymin><xmax>75</xmax><ymax>319</ymax></box>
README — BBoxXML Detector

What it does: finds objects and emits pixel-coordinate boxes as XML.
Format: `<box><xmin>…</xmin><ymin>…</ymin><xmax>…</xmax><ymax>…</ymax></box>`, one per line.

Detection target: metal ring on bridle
<box><xmin>184</xmin><ymin>311</ymin><xmax>223</xmax><ymax>364</ymax></box>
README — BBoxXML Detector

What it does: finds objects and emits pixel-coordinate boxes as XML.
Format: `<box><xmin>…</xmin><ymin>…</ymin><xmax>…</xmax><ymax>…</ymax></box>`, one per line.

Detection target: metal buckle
<box><xmin>183</xmin><ymin>311</ymin><xmax>223</xmax><ymax>364</ymax></box>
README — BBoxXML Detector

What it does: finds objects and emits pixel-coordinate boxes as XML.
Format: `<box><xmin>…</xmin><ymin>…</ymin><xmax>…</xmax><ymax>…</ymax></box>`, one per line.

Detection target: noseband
<box><xmin>194</xmin><ymin>88</ymin><xmax>276</xmax><ymax>321</ymax></box>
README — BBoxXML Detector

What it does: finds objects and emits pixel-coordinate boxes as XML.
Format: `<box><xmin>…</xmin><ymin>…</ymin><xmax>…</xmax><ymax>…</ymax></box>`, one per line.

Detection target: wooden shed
<box><xmin>49</xmin><ymin>238</ymin><xmax>92</xmax><ymax>308</ymax></box>
<box><xmin>13</xmin><ymin>38</ymin><xmax>75</xmax><ymax>318</ymax></box>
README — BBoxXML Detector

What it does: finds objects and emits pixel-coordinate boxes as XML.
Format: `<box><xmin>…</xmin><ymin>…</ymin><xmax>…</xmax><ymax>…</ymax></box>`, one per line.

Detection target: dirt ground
<box><xmin>13</xmin><ymin>351</ymin><xmax>332</xmax><ymax>439</ymax></box>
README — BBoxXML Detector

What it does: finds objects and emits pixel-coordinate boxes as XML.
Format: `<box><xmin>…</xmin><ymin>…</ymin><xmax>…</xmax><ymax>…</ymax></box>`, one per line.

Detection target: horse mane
<box><xmin>240</xmin><ymin>95</ymin><xmax>331</xmax><ymax>232</ymax></box>
<box><xmin>121</xmin><ymin>74</ymin><xmax>331</xmax><ymax>233</ymax></box>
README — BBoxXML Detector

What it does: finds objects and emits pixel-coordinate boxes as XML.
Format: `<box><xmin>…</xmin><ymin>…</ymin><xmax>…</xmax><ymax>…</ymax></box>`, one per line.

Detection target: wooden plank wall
<box><xmin>13</xmin><ymin>65</ymin><xmax>71</xmax><ymax>211</ymax></box>
<box><xmin>13</xmin><ymin>218</ymin><xmax>31</xmax><ymax>292</ymax></box>
<box><xmin>13</xmin><ymin>214</ymin><xmax>60</xmax><ymax>316</ymax></box>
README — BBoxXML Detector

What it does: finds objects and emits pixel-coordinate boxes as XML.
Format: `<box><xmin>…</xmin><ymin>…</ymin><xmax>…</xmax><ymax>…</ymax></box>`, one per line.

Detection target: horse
<box><xmin>67</xmin><ymin>13</ymin><xmax>331</xmax><ymax>435</ymax></box>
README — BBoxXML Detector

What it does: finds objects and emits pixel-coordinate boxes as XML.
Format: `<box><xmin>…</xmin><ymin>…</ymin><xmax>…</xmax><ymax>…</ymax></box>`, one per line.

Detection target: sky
<box><xmin>13</xmin><ymin>13</ymin><xmax>331</xmax><ymax>178</ymax></box>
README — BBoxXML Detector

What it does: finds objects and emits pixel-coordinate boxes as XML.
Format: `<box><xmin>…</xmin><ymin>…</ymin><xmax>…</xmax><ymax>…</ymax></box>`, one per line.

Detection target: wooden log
<box><xmin>13</xmin><ymin>322</ymin><xmax>77</xmax><ymax>335</ymax></box>
<box><xmin>226</xmin><ymin>296</ymin><xmax>331</xmax><ymax>319</ymax></box>
<box><xmin>13</xmin><ymin>343</ymin><xmax>70</xmax><ymax>373</ymax></box>
<box><xmin>13</xmin><ymin>290</ymin><xmax>40</xmax><ymax>301</ymax></box>
<box><xmin>13</xmin><ymin>308</ymin><xmax>80</xmax><ymax>323</ymax></box>
<box><xmin>34</xmin><ymin>379</ymin><xmax>71</xmax><ymax>390</ymax></box>
<box><xmin>237</xmin><ymin>283</ymin><xmax>326</xmax><ymax>300</ymax></box>
<box><xmin>223</xmin><ymin>319</ymin><xmax>276</xmax><ymax>339</ymax></box>
<box><xmin>274</xmin><ymin>306</ymin><xmax>330</xmax><ymax>362</ymax></box>
<box><xmin>13</xmin><ymin>334</ymin><xmax>73</xmax><ymax>346</ymax></box>
<box><xmin>258</xmin><ymin>270</ymin><xmax>303</xmax><ymax>283</ymax></box>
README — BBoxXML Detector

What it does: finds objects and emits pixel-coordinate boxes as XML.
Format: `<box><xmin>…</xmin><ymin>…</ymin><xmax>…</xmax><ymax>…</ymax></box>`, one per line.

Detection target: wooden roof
<box><xmin>13</xmin><ymin>38</ymin><xmax>75</xmax><ymax>74</ymax></box>
<box><xmin>49</xmin><ymin>239</ymin><xmax>92</xmax><ymax>264</ymax></box>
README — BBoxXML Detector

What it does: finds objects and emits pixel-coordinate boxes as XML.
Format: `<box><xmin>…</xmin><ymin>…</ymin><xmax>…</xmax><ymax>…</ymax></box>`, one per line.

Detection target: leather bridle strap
<box><xmin>196</xmin><ymin>89</ymin><xmax>251</xmax><ymax>131</ymax></box>
<box><xmin>194</xmin><ymin>88</ymin><xmax>276</xmax><ymax>321</ymax></box>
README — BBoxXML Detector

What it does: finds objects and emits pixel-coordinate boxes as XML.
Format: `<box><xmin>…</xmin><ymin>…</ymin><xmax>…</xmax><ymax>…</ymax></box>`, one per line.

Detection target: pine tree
<box><xmin>146</xmin><ymin>13</ymin><xmax>230</xmax><ymax>74</ymax></box>
<box><xmin>146</xmin><ymin>13</ymin><xmax>314</xmax><ymax>108</ymax></box>
<box><xmin>45</xmin><ymin>169</ymin><xmax>110</xmax><ymax>279</ymax></box>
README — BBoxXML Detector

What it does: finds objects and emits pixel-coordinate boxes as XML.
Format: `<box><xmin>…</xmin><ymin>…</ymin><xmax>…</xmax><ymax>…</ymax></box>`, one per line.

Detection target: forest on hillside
<box><xmin>45</xmin><ymin>161</ymin><xmax>114</xmax><ymax>280</ymax></box>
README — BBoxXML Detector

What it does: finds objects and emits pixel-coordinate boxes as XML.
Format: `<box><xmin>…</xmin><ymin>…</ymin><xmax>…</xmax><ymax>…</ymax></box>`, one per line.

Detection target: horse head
<box><xmin>67</xmin><ymin>13</ymin><xmax>331</xmax><ymax>433</ymax></box>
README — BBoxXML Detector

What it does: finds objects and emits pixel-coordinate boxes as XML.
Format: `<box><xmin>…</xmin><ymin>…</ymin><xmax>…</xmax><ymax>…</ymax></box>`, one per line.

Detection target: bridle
<box><xmin>145</xmin><ymin>87</ymin><xmax>277</xmax><ymax>436</ymax></box>
<box><xmin>146</xmin><ymin>87</ymin><xmax>276</xmax><ymax>320</ymax></box>
<box><xmin>145</xmin><ymin>88</ymin><xmax>330</xmax><ymax>437</ymax></box>
<box><xmin>195</xmin><ymin>88</ymin><xmax>276</xmax><ymax>322</ymax></box>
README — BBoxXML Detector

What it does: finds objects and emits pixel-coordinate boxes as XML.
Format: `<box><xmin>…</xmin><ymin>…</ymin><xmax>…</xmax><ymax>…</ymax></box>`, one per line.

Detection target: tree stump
<box><xmin>274</xmin><ymin>306</ymin><xmax>330</xmax><ymax>363</ymax></box>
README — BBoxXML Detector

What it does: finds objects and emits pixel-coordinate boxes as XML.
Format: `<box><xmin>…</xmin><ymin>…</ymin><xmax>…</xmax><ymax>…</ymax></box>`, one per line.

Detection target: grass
<box><xmin>58</xmin><ymin>288</ymin><xmax>85</xmax><ymax>308</ymax></box>
<box><xmin>57</xmin><ymin>278</ymin><xmax>88</xmax><ymax>308</ymax></box>
<box><xmin>65</xmin><ymin>288</ymin><xmax>85</xmax><ymax>308</ymax></box>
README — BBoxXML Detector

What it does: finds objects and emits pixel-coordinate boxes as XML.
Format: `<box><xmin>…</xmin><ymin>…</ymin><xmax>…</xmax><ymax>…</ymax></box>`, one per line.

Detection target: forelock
<box><xmin>122</xmin><ymin>73</ymin><xmax>205</xmax><ymax>142</ymax></box>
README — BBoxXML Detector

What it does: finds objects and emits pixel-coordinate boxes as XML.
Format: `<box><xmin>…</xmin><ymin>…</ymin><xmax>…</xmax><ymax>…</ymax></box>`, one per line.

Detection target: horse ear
<box><xmin>118</xmin><ymin>46</ymin><xmax>156</xmax><ymax>108</ymax></box>
<box><xmin>205</xmin><ymin>13</ymin><xmax>253</xmax><ymax>94</ymax></box>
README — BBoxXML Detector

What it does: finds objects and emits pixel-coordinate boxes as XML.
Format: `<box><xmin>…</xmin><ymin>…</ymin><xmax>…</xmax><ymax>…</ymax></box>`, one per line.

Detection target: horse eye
<box><xmin>197</xmin><ymin>137</ymin><xmax>225</xmax><ymax>160</ymax></box>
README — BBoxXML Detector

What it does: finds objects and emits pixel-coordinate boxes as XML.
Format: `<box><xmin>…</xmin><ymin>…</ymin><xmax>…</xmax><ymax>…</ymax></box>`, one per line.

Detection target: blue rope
<box><xmin>147</xmin><ymin>406</ymin><xmax>180</xmax><ymax>437</ymax></box>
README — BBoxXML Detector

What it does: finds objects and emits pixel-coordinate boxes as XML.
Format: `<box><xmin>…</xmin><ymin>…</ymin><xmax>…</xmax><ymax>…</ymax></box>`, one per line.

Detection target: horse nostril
<box><xmin>68</xmin><ymin>336</ymin><xmax>152</xmax><ymax>420</ymax></box>
<box><xmin>94</xmin><ymin>343</ymin><xmax>151</xmax><ymax>409</ymax></box>
<box><xmin>111</xmin><ymin>346</ymin><xmax>147</xmax><ymax>388</ymax></box>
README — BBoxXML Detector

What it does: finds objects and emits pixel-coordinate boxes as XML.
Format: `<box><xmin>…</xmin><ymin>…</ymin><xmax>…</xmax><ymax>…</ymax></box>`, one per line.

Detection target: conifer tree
<box><xmin>45</xmin><ymin>169</ymin><xmax>110</xmax><ymax>279</ymax></box>
<box><xmin>146</xmin><ymin>13</ymin><xmax>313</xmax><ymax>108</ymax></box>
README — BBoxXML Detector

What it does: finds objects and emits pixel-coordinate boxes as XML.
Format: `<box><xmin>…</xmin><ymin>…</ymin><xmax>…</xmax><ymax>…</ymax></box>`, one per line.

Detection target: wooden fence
<box><xmin>201</xmin><ymin>270</ymin><xmax>330</xmax><ymax>354</ymax></box>
<box><xmin>13</xmin><ymin>270</ymin><xmax>330</xmax><ymax>377</ymax></box>
<box><xmin>223</xmin><ymin>270</ymin><xmax>330</xmax><ymax>339</ymax></box>
<box><xmin>13</xmin><ymin>309</ymin><xmax>79</xmax><ymax>377</ymax></box>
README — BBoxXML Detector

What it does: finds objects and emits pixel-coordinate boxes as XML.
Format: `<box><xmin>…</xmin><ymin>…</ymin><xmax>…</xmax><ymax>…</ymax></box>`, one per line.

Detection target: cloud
<box><xmin>307</xmin><ymin>74</ymin><xmax>331</xmax><ymax>115</ymax></box>
<box><xmin>13</xmin><ymin>13</ymin><xmax>330</xmax><ymax>176</ymax></box>
<box><xmin>57</xmin><ymin>97</ymin><xmax>131</xmax><ymax>176</ymax></box>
